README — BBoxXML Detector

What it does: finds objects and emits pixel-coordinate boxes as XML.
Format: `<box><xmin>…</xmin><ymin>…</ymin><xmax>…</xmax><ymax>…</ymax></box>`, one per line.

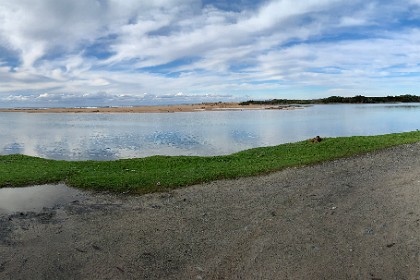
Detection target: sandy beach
<box><xmin>0</xmin><ymin>102</ymin><xmax>301</xmax><ymax>114</ymax></box>
<box><xmin>1</xmin><ymin>142</ymin><xmax>420</xmax><ymax>279</ymax></box>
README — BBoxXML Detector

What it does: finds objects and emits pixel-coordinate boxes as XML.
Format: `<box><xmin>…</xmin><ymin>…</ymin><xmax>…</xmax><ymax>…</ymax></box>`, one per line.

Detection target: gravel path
<box><xmin>1</xmin><ymin>143</ymin><xmax>420</xmax><ymax>279</ymax></box>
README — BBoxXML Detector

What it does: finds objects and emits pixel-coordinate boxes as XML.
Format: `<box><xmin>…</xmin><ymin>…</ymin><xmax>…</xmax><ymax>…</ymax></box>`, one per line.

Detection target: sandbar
<box><xmin>0</xmin><ymin>102</ymin><xmax>301</xmax><ymax>113</ymax></box>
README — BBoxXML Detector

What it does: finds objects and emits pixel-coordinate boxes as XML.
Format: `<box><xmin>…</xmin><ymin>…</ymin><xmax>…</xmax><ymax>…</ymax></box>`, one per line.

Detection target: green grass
<box><xmin>1</xmin><ymin>131</ymin><xmax>420</xmax><ymax>194</ymax></box>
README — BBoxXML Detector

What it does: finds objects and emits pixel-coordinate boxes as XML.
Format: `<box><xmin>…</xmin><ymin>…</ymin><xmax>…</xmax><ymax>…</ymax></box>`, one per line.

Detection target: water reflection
<box><xmin>0</xmin><ymin>103</ymin><xmax>420</xmax><ymax>161</ymax></box>
<box><xmin>231</xmin><ymin>130</ymin><xmax>258</xmax><ymax>144</ymax></box>
<box><xmin>146</xmin><ymin>131</ymin><xmax>202</xmax><ymax>149</ymax></box>
<box><xmin>0</xmin><ymin>184</ymin><xmax>84</xmax><ymax>214</ymax></box>
<box><xmin>361</xmin><ymin>104</ymin><xmax>420</xmax><ymax>109</ymax></box>
<box><xmin>3</xmin><ymin>142</ymin><xmax>24</xmax><ymax>154</ymax></box>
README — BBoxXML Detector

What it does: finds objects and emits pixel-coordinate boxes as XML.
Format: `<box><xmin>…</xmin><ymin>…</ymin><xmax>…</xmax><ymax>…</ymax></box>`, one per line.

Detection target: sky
<box><xmin>1</xmin><ymin>0</ymin><xmax>420</xmax><ymax>107</ymax></box>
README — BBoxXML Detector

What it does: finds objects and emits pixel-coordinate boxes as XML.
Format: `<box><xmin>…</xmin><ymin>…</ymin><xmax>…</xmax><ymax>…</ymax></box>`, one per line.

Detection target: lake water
<box><xmin>1</xmin><ymin>103</ymin><xmax>420</xmax><ymax>161</ymax></box>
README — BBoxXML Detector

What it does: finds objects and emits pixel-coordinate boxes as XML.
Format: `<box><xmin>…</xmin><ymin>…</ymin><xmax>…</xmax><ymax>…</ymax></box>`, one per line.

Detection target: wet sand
<box><xmin>0</xmin><ymin>102</ymin><xmax>300</xmax><ymax>114</ymax></box>
<box><xmin>1</xmin><ymin>142</ymin><xmax>420</xmax><ymax>279</ymax></box>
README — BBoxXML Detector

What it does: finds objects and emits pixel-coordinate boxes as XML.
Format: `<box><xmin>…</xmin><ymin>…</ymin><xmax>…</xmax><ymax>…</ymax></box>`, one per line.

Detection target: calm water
<box><xmin>1</xmin><ymin>104</ymin><xmax>420</xmax><ymax>161</ymax></box>
<box><xmin>0</xmin><ymin>184</ymin><xmax>83</xmax><ymax>214</ymax></box>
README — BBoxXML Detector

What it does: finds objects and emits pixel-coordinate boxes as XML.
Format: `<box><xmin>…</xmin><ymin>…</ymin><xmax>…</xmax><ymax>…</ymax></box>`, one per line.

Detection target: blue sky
<box><xmin>1</xmin><ymin>0</ymin><xmax>420</xmax><ymax>107</ymax></box>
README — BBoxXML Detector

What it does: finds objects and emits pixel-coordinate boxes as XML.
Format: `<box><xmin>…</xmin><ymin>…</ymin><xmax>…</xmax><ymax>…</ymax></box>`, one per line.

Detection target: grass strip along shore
<box><xmin>1</xmin><ymin>131</ymin><xmax>420</xmax><ymax>194</ymax></box>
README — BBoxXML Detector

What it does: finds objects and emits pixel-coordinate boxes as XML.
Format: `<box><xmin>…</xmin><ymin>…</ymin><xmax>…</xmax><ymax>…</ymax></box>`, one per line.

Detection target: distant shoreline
<box><xmin>2</xmin><ymin>94</ymin><xmax>420</xmax><ymax>113</ymax></box>
<box><xmin>240</xmin><ymin>94</ymin><xmax>420</xmax><ymax>105</ymax></box>
<box><xmin>0</xmin><ymin>102</ymin><xmax>302</xmax><ymax>113</ymax></box>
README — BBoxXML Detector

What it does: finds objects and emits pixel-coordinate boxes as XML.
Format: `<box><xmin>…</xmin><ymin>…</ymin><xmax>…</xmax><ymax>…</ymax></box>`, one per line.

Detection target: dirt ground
<box><xmin>1</xmin><ymin>142</ymin><xmax>420</xmax><ymax>279</ymax></box>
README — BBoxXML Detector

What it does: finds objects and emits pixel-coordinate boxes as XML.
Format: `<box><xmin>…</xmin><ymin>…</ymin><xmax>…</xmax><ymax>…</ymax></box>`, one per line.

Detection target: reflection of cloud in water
<box><xmin>1</xmin><ymin>105</ymin><xmax>420</xmax><ymax>160</ymax></box>
<box><xmin>0</xmin><ymin>184</ymin><xmax>82</xmax><ymax>214</ymax></box>
<box><xmin>85</xmin><ymin>148</ymin><xmax>117</xmax><ymax>161</ymax></box>
<box><xmin>92</xmin><ymin>133</ymin><xmax>142</xmax><ymax>150</ymax></box>
<box><xmin>146</xmin><ymin>131</ymin><xmax>202</xmax><ymax>149</ymax></box>
<box><xmin>358</xmin><ymin>104</ymin><xmax>420</xmax><ymax>110</ymax></box>
<box><xmin>384</xmin><ymin>105</ymin><xmax>420</xmax><ymax>109</ymax></box>
<box><xmin>35</xmin><ymin>141</ymin><xmax>118</xmax><ymax>161</ymax></box>
<box><xmin>3</xmin><ymin>142</ymin><xmax>24</xmax><ymax>154</ymax></box>
<box><xmin>231</xmin><ymin>130</ymin><xmax>258</xmax><ymax>144</ymax></box>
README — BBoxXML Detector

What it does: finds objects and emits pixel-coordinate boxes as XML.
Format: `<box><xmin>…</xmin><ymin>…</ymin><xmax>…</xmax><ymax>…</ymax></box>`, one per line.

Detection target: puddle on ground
<box><xmin>0</xmin><ymin>184</ymin><xmax>84</xmax><ymax>214</ymax></box>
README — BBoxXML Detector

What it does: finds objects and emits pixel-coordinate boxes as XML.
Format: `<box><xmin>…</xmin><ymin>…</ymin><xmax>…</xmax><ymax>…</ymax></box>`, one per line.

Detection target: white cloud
<box><xmin>0</xmin><ymin>0</ymin><xmax>419</xmax><ymax>106</ymax></box>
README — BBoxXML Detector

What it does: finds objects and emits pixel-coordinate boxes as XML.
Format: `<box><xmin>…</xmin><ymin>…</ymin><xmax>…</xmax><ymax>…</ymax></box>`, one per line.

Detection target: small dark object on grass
<box><xmin>309</xmin><ymin>136</ymin><xmax>323</xmax><ymax>143</ymax></box>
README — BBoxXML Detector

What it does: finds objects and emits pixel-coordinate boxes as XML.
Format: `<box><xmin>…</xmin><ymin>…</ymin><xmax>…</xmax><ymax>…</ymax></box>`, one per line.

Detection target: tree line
<box><xmin>239</xmin><ymin>95</ymin><xmax>420</xmax><ymax>105</ymax></box>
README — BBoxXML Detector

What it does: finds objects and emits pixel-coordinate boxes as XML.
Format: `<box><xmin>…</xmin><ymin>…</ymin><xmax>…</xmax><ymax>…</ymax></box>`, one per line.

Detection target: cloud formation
<box><xmin>0</xmin><ymin>0</ymin><xmax>419</xmax><ymax>106</ymax></box>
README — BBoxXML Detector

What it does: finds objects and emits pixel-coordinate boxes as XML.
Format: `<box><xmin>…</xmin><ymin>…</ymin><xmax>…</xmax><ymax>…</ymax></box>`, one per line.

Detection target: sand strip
<box><xmin>0</xmin><ymin>102</ymin><xmax>302</xmax><ymax>114</ymax></box>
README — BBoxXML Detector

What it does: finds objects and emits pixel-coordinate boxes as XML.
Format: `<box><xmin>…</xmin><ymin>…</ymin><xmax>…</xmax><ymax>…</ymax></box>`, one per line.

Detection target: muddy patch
<box><xmin>0</xmin><ymin>216</ymin><xmax>14</xmax><ymax>246</ymax></box>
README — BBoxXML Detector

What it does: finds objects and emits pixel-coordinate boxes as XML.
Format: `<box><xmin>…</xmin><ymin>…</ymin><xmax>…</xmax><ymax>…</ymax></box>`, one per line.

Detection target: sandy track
<box><xmin>1</xmin><ymin>143</ymin><xmax>420</xmax><ymax>279</ymax></box>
